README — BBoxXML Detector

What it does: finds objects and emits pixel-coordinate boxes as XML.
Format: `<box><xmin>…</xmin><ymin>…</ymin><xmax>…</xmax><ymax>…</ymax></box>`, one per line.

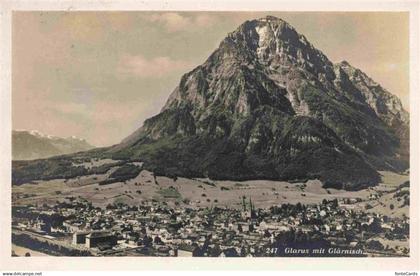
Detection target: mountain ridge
<box><xmin>12</xmin><ymin>130</ymin><xmax>94</xmax><ymax>160</ymax></box>
<box><xmin>109</xmin><ymin>16</ymin><xmax>409</xmax><ymax>190</ymax></box>
<box><xmin>12</xmin><ymin>16</ymin><xmax>409</xmax><ymax>190</ymax></box>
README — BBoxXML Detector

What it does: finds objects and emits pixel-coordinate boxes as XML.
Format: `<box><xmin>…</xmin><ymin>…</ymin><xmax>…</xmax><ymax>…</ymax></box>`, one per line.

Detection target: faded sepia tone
<box><xmin>9</xmin><ymin>10</ymin><xmax>412</xmax><ymax>260</ymax></box>
<box><xmin>12</xmin><ymin>12</ymin><xmax>409</xmax><ymax>146</ymax></box>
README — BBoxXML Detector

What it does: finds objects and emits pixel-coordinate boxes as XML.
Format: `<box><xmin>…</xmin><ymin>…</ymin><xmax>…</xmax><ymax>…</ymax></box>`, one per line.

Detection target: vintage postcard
<box><xmin>0</xmin><ymin>0</ymin><xmax>419</xmax><ymax>272</ymax></box>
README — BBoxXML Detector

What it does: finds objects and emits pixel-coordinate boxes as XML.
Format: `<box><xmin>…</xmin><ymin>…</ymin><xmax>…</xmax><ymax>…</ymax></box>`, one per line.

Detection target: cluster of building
<box><xmin>12</xmin><ymin>197</ymin><xmax>409</xmax><ymax>257</ymax></box>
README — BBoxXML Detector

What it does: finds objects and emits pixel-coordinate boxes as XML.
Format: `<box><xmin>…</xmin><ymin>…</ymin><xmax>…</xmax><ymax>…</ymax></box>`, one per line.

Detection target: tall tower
<box><xmin>249</xmin><ymin>198</ymin><xmax>253</xmax><ymax>212</ymax></box>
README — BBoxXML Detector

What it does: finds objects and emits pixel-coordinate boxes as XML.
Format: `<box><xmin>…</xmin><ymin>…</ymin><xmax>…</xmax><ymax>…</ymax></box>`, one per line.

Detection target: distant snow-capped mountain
<box><xmin>12</xmin><ymin>130</ymin><xmax>94</xmax><ymax>160</ymax></box>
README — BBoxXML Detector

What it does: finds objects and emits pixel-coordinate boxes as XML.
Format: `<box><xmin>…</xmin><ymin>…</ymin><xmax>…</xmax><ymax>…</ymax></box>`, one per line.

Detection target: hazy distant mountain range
<box><xmin>12</xmin><ymin>130</ymin><xmax>94</xmax><ymax>160</ymax></box>
<box><xmin>12</xmin><ymin>16</ymin><xmax>409</xmax><ymax>190</ymax></box>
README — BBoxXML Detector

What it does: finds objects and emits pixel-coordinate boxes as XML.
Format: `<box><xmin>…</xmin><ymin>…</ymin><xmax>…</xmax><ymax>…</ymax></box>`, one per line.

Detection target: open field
<box><xmin>12</xmin><ymin>159</ymin><xmax>409</xmax><ymax>218</ymax></box>
<box><xmin>12</xmin><ymin>244</ymin><xmax>49</xmax><ymax>257</ymax></box>
<box><xmin>72</xmin><ymin>158</ymin><xmax>120</xmax><ymax>169</ymax></box>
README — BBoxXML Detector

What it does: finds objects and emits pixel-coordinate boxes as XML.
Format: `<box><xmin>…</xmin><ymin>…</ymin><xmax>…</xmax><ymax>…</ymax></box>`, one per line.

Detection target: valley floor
<box><xmin>12</xmin><ymin>166</ymin><xmax>409</xmax><ymax>218</ymax></box>
<box><xmin>11</xmin><ymin>159</ymin><xmax>410</xmax><ymax>257</ymax></box>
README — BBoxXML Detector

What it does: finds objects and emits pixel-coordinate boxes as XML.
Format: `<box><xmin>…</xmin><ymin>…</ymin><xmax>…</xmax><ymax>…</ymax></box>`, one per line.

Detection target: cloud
<box><xmin>43</xmin><ymin>99</ymin><xmax>157</xmax><ymax>146</ymax></box>
<box><xmin>117</xmin><ymin>54</ymin><xmax>193</xmax><ymax>78</ymax></box>
<box><xmin>195</xmin><ymin>14</ymin><xmax>217</xmax><ymax>28</ymax></box>
<box><xmin>147</xmin><ymin>13</ymin><xmax>216</xmax><ymax>32</ymax></box>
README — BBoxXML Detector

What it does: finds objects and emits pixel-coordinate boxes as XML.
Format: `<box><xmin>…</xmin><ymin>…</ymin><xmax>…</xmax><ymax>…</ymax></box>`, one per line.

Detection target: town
<box><xmin>12</xmin><ymin>196</ymin><xmax>409</xmax><ymax>257</ymax></box>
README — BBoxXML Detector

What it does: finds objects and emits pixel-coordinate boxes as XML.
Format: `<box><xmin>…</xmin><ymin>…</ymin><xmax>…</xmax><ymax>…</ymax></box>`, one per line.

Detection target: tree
<box><xmin>154</xmin><ymin>235</ymin><xmax>163</xmax><ymax>245</ymax></box>
<box><xmin>211</xmin><ymin>244</ymin><xmax>222</xmax><ymax>257</ymax></box>
<box><xmin>367</xmin><ymin>240</ymin><xmax>384</xmax><ymax>251</ymax></box>
<box><xmin>192</xmin><ymin>243</ymin><xmax>203</xmax><ymax>257</ymax></box>
<box><xmin>240</xmin><ymin>246</ymin><xmax>247</xmax><ymax>257</ymax></box>
<box><xmin>237</xmin><ymin>224</ymin><xmax>243</xmax><ymax>233</ymax></box>
<box><xmin>143</xmin><ymin>235</ymin><xmax>153</xmax><ymax>247</ymax></box>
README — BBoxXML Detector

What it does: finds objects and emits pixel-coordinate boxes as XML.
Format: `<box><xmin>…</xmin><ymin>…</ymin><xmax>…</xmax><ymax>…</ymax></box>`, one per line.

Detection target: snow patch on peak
<box><xmin>255</xmin><ymin>25</ymin><xmax>270</xmax><ymax>45</ymax></box>
<box><xmin>255</xmin><ymin>25</ymin><xmax>272</xmax><ymax>60</ymax></box>
<box><xmin>28</xmin><ymin>130</ymin><xmax>54</xmax><ymax>139</ymax></box>
<box><xmin>67</xmin><ymin>135</ymin><xmax>86</xmax><ymax>142</ymax></box>
<box><xmin>14</xmin><ymin>129</ymin><xmax>88</xmax><ymax>142</ymax></box>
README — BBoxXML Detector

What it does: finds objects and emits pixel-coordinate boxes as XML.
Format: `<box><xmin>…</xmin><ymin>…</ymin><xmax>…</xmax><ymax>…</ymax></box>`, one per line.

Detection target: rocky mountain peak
<box><xmin>161</xmin><ymin>16</ymin><xmax>337</xmax><ymax>118</ymax></box>
<box><xmin>220</xmin><ymin>16</ymin><xmax>335</xmax><ymax>80</ymax></box>
<box><xmin>336</xmin><ymin>60</ymin><xmax>409</xmax><ymax>126</ymax></box>
<box><xmin>114</xmin><ymin>17</ymin><xmax>409</xmax><ymax>190</ymax></box>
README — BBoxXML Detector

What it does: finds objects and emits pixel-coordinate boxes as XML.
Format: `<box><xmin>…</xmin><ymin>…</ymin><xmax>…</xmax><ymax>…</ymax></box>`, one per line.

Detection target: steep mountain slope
<box><xmin>110</xmin><ymin>16</ymin><xmax>409</xmax><ymax>190</ymax></box>
<box><xmin>334</xmin><ymin>61</ymin><xmax>409</xmax><ymax>166</ymax></box>
<box><xmin>12</xmin><ymin>16</ymin><xmax>409</xmax><ymax>190</ymax></box>
<box><xmin>12</xmin><ymin>130</ymin><xmax>94</xmax><ymax>160</ymax></box>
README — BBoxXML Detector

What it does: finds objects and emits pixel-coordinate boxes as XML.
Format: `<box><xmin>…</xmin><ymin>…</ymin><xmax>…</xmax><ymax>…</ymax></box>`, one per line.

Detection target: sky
<box><xmin>12</xmin><ymin>12</ymin><xmax>409</xmax><ymax>147</ymax></box>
